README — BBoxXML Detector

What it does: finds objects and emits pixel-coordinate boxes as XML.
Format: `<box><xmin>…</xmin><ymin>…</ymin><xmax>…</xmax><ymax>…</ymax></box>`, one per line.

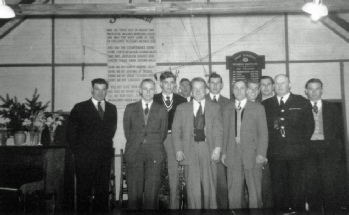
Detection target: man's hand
<box><xmin>256</xmin><ymin>155</ymin><xmax>267</xmax><ymax>164</ymax></box>
<box><xmin>211</xmin><ymin>147</ymin><xmax>221</xmax><ymax>162</ymax></box>
<box><xmin>221</xmin><ymin>154</ymin><xmax>226</xmax><ymax>165</ymax></box>
<box><xmin>176</xmin><ymin>151</ymin><xmax>185</xmax><ymax>162</ymax></box>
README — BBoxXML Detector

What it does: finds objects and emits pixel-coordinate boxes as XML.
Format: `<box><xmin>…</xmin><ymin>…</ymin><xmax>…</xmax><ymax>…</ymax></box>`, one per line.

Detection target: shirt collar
<box><xmin>142</xmin><ymin>99</ymin><xmax>153</xmax><ymax>109</ymax></box>
<box><xmin>162</xmin><ymin>93</ymin><xmax>173</xmax><ymax>101</ymax></box>
<box><xmin>210</xmin><ymin>93</ymin><xmax>220</xmax><ymax>101</ymax></box>
<box><xmin>91</xmin><ymin>98</ymin><xmax>105</xmax><ymax>106</ymax></box>
<box><xmin>235</xmin><ymin>98</ymin><xmax>247</xmax><ymax>109</ymax></box>
<box><xmin>310</xmin><ymin>99</ymin><xmax>322</xmax><ymax>109</ymax></box>
<box><xmin>277</xmin><ymin>92</ymin><xmax>290</xmax><ymax>103</ymax></box>
<box><xmin>193</xmin><ymin>99</ymin><xmax>205</xmax><ymax>114</ymax></box>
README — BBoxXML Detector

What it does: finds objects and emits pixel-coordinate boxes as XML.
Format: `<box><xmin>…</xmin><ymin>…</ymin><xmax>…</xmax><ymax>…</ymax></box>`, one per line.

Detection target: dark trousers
<box><xmin>216</xmin><ymin>162</ymin><xmax>228</xmax><ymax>209</ymax></box>
<box><xmin>306</xmin><ymin>140</ymin><xmax>344</xmax><ymax>212</ymax></box>
<box><xmin>269</xmin><ymin>158</ymin><xmax>307</xmax><ymax>211</ymax></box>
<box><xmin>262</xmin><ymin>162</ymin><xmax>274</xmax><ymax>208</ymax></box>
<box><xmin>125</xmin><ymin>146</ymin><xmax>165</xmax><ymax>210</ymax></box>
<box><xmin>75</xmin><ymin>150</ymin><xmax>112</xmax><ymax>212</ymax></box>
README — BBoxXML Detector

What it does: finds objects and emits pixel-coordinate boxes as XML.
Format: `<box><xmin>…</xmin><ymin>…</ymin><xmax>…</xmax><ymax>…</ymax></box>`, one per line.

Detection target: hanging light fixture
<box><xmin>302</xmin><ymin>0</ymin><xmax>328</xmax><ymax>21</ymax></box>
<box><xmin>0</xmin><ymin>0</ymin><xmax>15</xmax><ymax>19</ymax></box>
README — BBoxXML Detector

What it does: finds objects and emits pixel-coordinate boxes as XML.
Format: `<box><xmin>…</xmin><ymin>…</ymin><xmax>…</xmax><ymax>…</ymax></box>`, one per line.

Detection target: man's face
<box><xmin>233</xmin><ymin>81</ymin><xmax>247</xmax><ymax>101</ymax></box>
<box><xmin>140</xmin><ymin>81</ymin><xmax>156</xmax><ymax>102</ymax></box>
<box><xmin>246</xmin><ymin>82</ymin><xmax>260</xmax><ymax>101</ymax></box>
<box><xmin>208</xmin><ymin>77</ymin><xmax>224</xmax><ymax>95</ymax></box>
<box><xmin>192</xmin><ymin>81</ymin><xmax>206</xmax><ymax>102</ymax></box>
<box><xmin>260</xmin><ymin>78</ymin><xmax>274</xmax><ymax>97</ymax></box>
<box><xmin>274</xmin><ymin>76</ymin><xmax>291</xmax><ymax>97</ymax></box>
<box><xmin>160</xmin><ymin>77</ymin><xmax>176</xmax><ymax>94</ymax></box>
<box><xmin>91</xmin><ymin>83</ymin><xmax>107</xmax><ymax>101</ymax></box>
<box><xmin>305</xmin><ymin>82</ymin><xmax>323</xmax><ymax>102</ymax></box>
<box><xmin>180</xmin><ymin>81</ymin><xmax>191</xmax><ymax>98</ymax></box>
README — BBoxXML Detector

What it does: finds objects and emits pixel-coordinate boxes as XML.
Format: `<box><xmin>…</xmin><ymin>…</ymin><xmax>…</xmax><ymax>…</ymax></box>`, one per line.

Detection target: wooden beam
<box><xmin>7</xmin><ymin>1</ymin><xmax>349</xmax><ymax>16</ymax></box>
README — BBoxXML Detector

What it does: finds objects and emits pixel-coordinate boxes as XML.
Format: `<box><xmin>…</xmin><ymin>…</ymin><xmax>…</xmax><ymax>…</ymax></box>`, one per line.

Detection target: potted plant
<box><xmin>0</xmin><ymin>89</ymin><xmax>49</xmax><ymax>145</ymax></box>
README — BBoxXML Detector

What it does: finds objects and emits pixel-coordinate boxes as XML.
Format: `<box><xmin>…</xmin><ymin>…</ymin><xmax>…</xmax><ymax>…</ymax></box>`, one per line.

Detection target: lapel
<box><xmin>147</xmin><ymin>102</ymin><xmax>158</xmax><ymax>125</ymax></box>
<box><xmin>135</xmin><ymin>101</ymin><xmax>146</xmax><ymax>125</ymax></box>
<box><xmin>88</xmin><ymin>99</ymin><xmax>102</xmax><ymax>120</ymax></box>
<box><xmin>241</xmin><ymin>100</ymin><xmax>252</xmax><ymax>130</ymax></box>
<box><xmin>204</xmin><ymin>99</ymin><xmax>212</xmax><ymax>127</ymax></box>
<box><xmin>321</xmin><ymin>100</ymin><xmax>330</xmax><ymax>133</ymax></box>
<box><xmin>271</xmin><ymin>95</ymin><xmax>279</xmax><ymax>111</ymax></box>
<box><xmin>186</xmin><ymin>101</ymin><xmax>194</xmax><ymax>131</ymax></box>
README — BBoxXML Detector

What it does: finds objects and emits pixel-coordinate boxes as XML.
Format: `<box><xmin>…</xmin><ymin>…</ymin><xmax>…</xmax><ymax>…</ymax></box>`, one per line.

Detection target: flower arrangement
<box><xmin>0</xmin><ymin>89</ymin><xmax>49</xmax><ymax>136</ymax></box>
<box><xmin>45</xmin><ymin>112</ymin><xmax>64</xmax><ymax>134</ymax></box>
<box><xmin>22</xmin><ymin>110</ymin><xmax>47</xmax><ymax>133</ymax></box>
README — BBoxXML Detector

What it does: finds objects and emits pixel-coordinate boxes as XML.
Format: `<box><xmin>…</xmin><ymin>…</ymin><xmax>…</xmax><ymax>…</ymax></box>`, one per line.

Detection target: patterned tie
<box><xmin>165</xmin><ymin>96</ymin><xmax>171</xmax><ymax>106</ymax></box>
<box><xmin>213</xmin><ymin>95</ymin><xmax>217</xmax><ymax>103</ymax></box>
<box><xmin>313</xmin><ymin>102</ymin><xmax>318</xmax><ymax>114</ymax></box>
<box><xmin>98</xmin><ymin>101</ymin><xmax>104</xmax><ymax>120</ymax></box>
<box><xmin>237</xmin><ymin>102</ymin><xmax>241</xmax><ymax>110</ymax></box>
<box><xmin>194</xmin><ymin>102</ymin><xmax>204</xmax><ymax>129</ymax></box>
<box><xmin>144</xmin><ymin>103</ymin><xmax>149</xmax><ymax>115</ymax></box>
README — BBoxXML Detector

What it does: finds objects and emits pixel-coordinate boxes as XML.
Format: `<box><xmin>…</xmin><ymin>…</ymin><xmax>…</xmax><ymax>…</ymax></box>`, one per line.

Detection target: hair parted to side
<box><xmin>140</xmin><ymin>78</ymin><xmax>156</xmax><ymax>87</ymax></box>
<box><xmin>208</xmin><ymin>73</ymin><xmax>223</xmax><ymax>83</ymax></box>
<box><xmin>259</xmin><ymin>76</ymin><xmax>274</xmax><ymax>85</ymax></box>
<box><xmin>160</xmin><ymin>71</ymin><xmax>176</xmax><ymax>82</ymax></box>
<box><xmin>305</xmin><ymin>78</ymin><xmax>323</xmax><ymax>89</ymax></box>
<box><xmin>247</xmin><ymin>79</ymin><xmax>260</xmax><ymax>86</ymax></box>
<box><xmin>191</xmin><ymin>77</ymin><xmax>207</xmax><ymax>88</ymax></box>
<box><xmin>233</xmin><ymin>79</ymin><xmax>247</xmax><ymax>88</ymax></box>
<box><xmin>92</xmin><ymin>78</ymin><xmax>108</xmax><ymax>89</ymax></box>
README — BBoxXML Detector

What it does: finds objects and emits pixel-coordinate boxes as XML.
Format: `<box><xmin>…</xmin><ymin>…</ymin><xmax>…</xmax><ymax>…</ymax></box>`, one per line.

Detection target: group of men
<box><xmin>67</xmin><ymin>72</ymin><xmax>344</xmax><ymax>213</ymax></box>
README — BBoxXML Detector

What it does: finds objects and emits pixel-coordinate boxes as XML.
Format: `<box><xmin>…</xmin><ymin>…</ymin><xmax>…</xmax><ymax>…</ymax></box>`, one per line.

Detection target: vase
<box><xmin>14</xmin><ymin>131</ymin><xmax>26</xmax><ymax>145</ymax></box>
<box><xmin>29</xmin><ymin>131</ymin><xmax>39</xmax><ymax>145</ymax></box>
<box><xmin>37</xmin><ymin>129</ymin><xmax>43</xmax><ymax>146</ymax></box>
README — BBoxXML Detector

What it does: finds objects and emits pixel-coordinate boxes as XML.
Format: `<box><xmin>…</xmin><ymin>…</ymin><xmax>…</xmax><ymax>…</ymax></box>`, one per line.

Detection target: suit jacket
<box><xmin>222</xmin><ymin>100</ymin><xmax>268</xmax><ymax>169</ymax></box>
<box><xmin>172</xmin><ymin>99</ymin><xmax>223</xmax><ymax>165</ymax></box>
<box><xmin>205</xmin><ymin>94</ymin><xmax>230</xmax><ymax>113</ymax></box>
<box><xmin>67</xmin><ymin>99</ymin><xmax>117</xmax><ymax>154</ymax></box>
<box><xmin>123</xmin><ymin>101</ymin><xmax>168</xmax><ymax>163</ymax></box>
<box><xmin>262</xmin><ymin>93</ymin><xmax>314</xmax><ymax>159</ymax></box>
<box><xmin>153</xmin><ymin>93</ymin><xmax>187</xmax><ymax>131</ymax></box>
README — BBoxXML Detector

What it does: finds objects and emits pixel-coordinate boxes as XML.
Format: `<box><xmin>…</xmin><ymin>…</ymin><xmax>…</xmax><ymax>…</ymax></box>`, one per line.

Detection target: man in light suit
<box><xmin>262</xmin><ymin>74</ymin><xmax>314</xmax><ymax>212</ymax></box>
<box><xmin>123</xmin><ymin>79</ymin><xmax>168</xmax><ymax>210</ymax></box>
<box><xmin>205</xmin><ymin>73</ymin><xmax>229</xmax><ymax>209</ymax></box>
<box><xmin>153</xmin><ymin>71</ymin><xmax>187</xmax><ymax>209</ymax></box>
<box><xmin>305</xmin><ymin>78</ymin><xmax>345</xmax><ymax>213</ymax></box>
<box><xmin>67</xmin><ymin>78</ymin><xmax>117</xmax><ymax>212</ymax></box>
<box><xmin>172</xmin><ymin>77</ymin><xmax>223</xmax><ymax>209</ymax></box>
<box><xmin>221</xmin><ymin>79</ymin><xmax>268</xmax><ymax>209</ymax></box>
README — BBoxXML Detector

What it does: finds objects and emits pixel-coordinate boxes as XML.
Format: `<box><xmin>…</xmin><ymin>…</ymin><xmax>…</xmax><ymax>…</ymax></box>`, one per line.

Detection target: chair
<box><xmin>118</xmin><ymin>149</ymin><xmax>127</xmax><ymax>209</ymax></box>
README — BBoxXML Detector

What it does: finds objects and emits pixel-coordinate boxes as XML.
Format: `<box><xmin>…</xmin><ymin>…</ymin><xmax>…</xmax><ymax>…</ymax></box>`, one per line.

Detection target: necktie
<box><xmin>280</xmin><ymin>97</ymin><xmax>285</xmax><ymax>106</ymax></box>
<box><xmin>313</xmin><ymin>102</ymin><xmax>318</xmax><ymax>114</ymax></box>
<box><xmin>165</xmin><ymin>96</ymin><xmax>171</xmax><ymax>106</ymax></box>
<box><xmin>236</xmin><ymin>103</ymin><xmax>242</xmax><ymax>144</ymax></box>
<box><xmin>213</xmin><ymin>95</ymin><xmax>217</xmax><ymax>103</ymax></box>
<box><xmin>195</xmin><ymin>102</ymin><xmax>204</xmax><ymax>129</ymax></box>
<box><xmin>98</xmin><ymin>101</ymin><xmax>104</xmax><ymax>119</ymax></box>
<box><xmin>145</xmin><ymin>103</ymin><xmax>149</xmax><ymax>115</ymax></box>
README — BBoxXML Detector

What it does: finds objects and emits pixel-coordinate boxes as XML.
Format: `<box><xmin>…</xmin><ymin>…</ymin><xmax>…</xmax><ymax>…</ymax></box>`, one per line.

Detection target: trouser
<box><xmin>163</xmin><ymin>133</ymin><xmax>180</xmax><ymax>209</ymax></box>
<box><xmin>306</xmin><ymin>140</ymin><xmax>344</xmax><ymax>212</ymax></box>
<box><xmin>216</xmin><ymin>162</ymin><xmax>228</xmax><ymax>209</ymax></box>
<box><xmin>185</xmin><ymin>141</ymin><xmax>217</xmax><ymax>209</ymax></box>
<box><xmin>262</xmin><ymin>162</ymin><xmax>274</xmax><ymax>208</ymax></box>
<box><xmin>74</xmin><ymin>149</ymin><xmax>112</xmax><ymax>212</ymax></box>
<box><xmin>269</xmin><ymin>158</ymin><xmax>307</xmax><ymax>211</ymax></box>
<box><xmin>125</xmin><ymin>145</ymin><xmax>165</xmax><ymax>210</ymax></box>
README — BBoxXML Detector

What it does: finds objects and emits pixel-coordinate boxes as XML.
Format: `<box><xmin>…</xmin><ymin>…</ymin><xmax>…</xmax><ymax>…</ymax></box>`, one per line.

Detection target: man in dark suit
<box><xmin>153</xmin><ymin>71</ymin><xmax>187</xmax><ymax>209</ymax></box>
<box><xmin>172</xmin><ymin>77</ymin><xmax>223</xmax><ymax>209</ymax></box>
<box><xmin>222</xmin><ymin>79</ymin><xmax>268</xmax><ymax>209</ymax></box>
<box><xmin>205</xmin><ymin>73</ymin><xmax>229</xmax><ymax>209</ymax></box>
<box><xmin>304</xmin><ymin>78</ymin><xmax>344</xmax><ymax>212</ymax></box>
<box><xmin>259</xmin><ymin>76</ymin><xmax>275</xmax><ymax>102</ymax></box>
<box><xmin>123</xmin><ymin>79</ymin><xmax>168</xmax><ymax>210</ymax></box>
<box><xmin>262</xmin><ymin>74</ymin><xmax>314</xmax><ymax>212</ymax></box>
<box><xmin>179</xmin><ymin>78</ymin><xmax>192</xmax><ymax>102</ymax></box>
<box><xmin>67</xmin><ymin>78</ymin><xmax>117</xmax><ymax>212</ymax></box>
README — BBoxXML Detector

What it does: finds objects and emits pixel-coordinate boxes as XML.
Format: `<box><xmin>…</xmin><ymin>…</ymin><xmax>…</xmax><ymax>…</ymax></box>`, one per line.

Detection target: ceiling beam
<box><xmin>8</xmin><ymin>1</ymin><xmax>349</xmax><ymax>16</ymax></box>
